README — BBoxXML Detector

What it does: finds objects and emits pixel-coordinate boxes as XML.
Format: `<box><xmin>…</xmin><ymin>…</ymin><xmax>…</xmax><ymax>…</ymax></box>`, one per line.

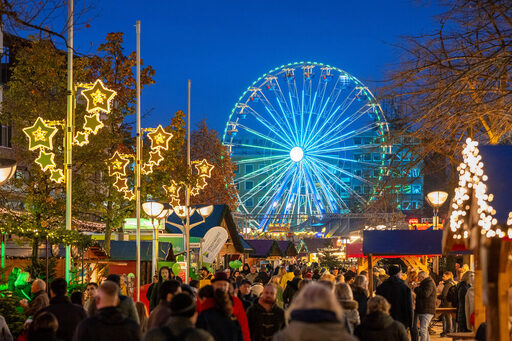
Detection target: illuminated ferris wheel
<box><xmin>222</xmin><ymin>62</ymin><xmax>389</xmax><ymax>231</ymax></box>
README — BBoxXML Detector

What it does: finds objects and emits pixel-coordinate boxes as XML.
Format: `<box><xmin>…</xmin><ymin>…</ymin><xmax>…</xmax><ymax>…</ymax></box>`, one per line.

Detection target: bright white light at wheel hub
<box><xmin>290</xmin><ymin>147</ymin><xmax>304</xmax><ymax>162</ymax></box>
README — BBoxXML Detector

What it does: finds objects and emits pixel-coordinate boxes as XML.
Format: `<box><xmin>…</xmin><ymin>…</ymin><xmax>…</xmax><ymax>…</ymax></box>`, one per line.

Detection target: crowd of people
<box><xmin>0</xmin><ymin>261</ymin><xmax>479</xmax><ymax>341</ymax></box>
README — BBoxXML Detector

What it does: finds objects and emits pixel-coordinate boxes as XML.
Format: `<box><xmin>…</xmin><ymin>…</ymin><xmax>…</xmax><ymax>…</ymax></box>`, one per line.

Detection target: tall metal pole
<box><xmin>185</xmin><ymin>80</ymin><xmax>191</xmax><ymax>284</ymax></box>
<box><xmin>135</xmin><ymin>20</ymin><xmax>142</xmax><ymax>302</ymax></box>
<box><xmin>65</xmin><ymin>0</ymin><xmax>74</xmax><ymax>284</ymax></box>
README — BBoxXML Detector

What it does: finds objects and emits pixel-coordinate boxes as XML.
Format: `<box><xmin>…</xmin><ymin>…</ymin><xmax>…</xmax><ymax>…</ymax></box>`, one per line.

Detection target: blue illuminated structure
<box><xmin>222</xmin><ymin>62</ymin><xmax>390</xmax><ymax>231</ymax></box>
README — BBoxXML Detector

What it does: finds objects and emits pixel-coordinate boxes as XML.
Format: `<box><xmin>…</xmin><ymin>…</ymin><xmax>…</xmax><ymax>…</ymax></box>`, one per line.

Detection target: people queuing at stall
<box><xmin>0</xmin><ymin>261</ymin><xmax>479</xmax><ymax>341</ymax></box>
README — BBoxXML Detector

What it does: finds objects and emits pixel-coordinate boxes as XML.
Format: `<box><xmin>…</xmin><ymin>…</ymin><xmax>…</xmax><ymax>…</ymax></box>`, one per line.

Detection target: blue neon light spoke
<box><xmin>236</xmin><ymin>123</ymin><xmax>290</xmax><ymax>149</ymax></box>
<box><xmin>234</xmin><ymin>158</ymin><xmax>288</xmax><ymax>183</ymax></box>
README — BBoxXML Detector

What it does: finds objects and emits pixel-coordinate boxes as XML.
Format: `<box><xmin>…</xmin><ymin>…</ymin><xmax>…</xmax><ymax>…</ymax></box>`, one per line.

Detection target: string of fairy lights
<box><xmin>449</xmin><ymin>138</ymin><xmax>512</xmax><ymax>240</ymax></box>
<box><xmin>23</xmin><ymin>79</ymin><xmax>117</xmax><ymax>183</ymax></box>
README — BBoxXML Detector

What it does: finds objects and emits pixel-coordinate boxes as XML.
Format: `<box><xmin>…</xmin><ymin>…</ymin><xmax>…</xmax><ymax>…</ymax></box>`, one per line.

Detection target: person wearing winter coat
<box><xmin>21</xmin><ymin>279</ymin><xmax>50</xmax><ymax>318</ymax></box>
<box><xmin>72</xmin><ymin>281</ymin><xmax>140</xmax><ymax>341</ymax></box>
<box><xmin>273</xmin><ymin>282</ymin><xmax>356</xmax><ymax>341</ymax></box>
<box><xmin>413</xmin><ymin>271</ymin><xmax>437</xmax><ymax>341</ymax></box>
<box><xmin>197</xmin><ymin>272</ymin><xmax>250</xmax><ymax>341</ymax></box>
<box><xmin>30</xmin><ymin>312</ymin><xmax>62</xmax><ymax>341</ymax></box>
<box><xmin>438</xmin><ymin>271</ymin><xmax>457</xmax><ymax>336</ymax></box>
<box><xmin>375</xmin><ymin>265</ymin><xmax>413</xmax><ymax>331</ymax></box>
<box><xmin>465</xmin><ymin>285</ymin><xmax>475</xmax><ymax>331</ymax></box>
<box><xmin>352</xmin><ymin>275</ymin><xmax>369</xmax><ymax>321</ymax></box>
<box><xmin>149</xmin><ymin>267</ymin><xmax>171</xmax><ymax>311</ymax></box>
<box><xmin>355</xmin><ymin>295</ymin><xmax>408</xmax><ymax>341</ymax></box>
<box><xmin>246</xmin><ymin>284</ymin><xmax>285</xmax><ymax>341</ymax></box>
<box><xmin>282</xmin><ymin>277</ymin><xmax>300</xmax><ymax>308</ymax></box>
<box><xmin>143</xmin><ymin>293</ymin><xmax>213</xmax><ymax>341</ymax></box>
<box><xmin>147</xmin><ymin>280</ymin><xmax>181</xmax><ymax>330</ymax></box>
<box><xmin>456</xmin><ymin>271</ymin><xmax>473</xmax><ymax>332</ymax></box>
<box><xmin>335</xmin><ymin>283</ymin><xmax>360</xmax><ymax>335</ymax></box>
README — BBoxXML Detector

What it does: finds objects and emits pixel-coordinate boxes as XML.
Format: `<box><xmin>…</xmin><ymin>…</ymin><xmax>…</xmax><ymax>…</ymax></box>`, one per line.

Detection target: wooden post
<box><xmin>368</xmin><ymin>254</ymin><xmax>373</xmax><ymax>297</ymax></box>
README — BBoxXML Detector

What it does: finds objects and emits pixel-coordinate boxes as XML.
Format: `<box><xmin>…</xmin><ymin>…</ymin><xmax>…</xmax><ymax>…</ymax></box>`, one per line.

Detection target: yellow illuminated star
<box><xmin>124</xmin><ymin>190</ymin><xmax>135</xmax><ymax>201</ymax></box>
<box><xmin>35</xmin><ymin>150</ymin><xmax>56</xmax><ymax>171</ymax></box>
<box><xmin>147</xmin><ymin>125</ymin><xmax>173</xmax><ymax>150</ymax></box>
<box><xmin>195</xmin><ymin>176</ymin><xmax>208</xmax><ymax>190</ymax></box>
<box><xmin>195</xmin><ymin>159</ymin><xmax>214</xmax><ymax>178</ymax></box>
<box><xmin>49</xmin><ymin>168</ymin><xmax>65</xmax><ymax>183</ymax></box>
<box><xmin>108</xmin><ymin>151</ymin><xmax>130</xmax><ymax>177</ymax></box>
<box><xmin>74</xmin><ymin>131</ymin><xmax>90</xmax><ymax>146</ymax></box>
<box><xmin>83</xmin><ymin>113</ymin><xmax>104</xmax><ymax>134</ymax></box>
<box><xmin>113</xmin><ymin>176</ymin><xmax>128</xmax><ymax>192</ymax></box>
<box><xmin>81</xmin><ymin>79</ymin><xmax>117</xmax><ymax>113</ymax></box>
<box><xmin>163</xmin><ymin>180</ymin><xmax>181</xmax><ymax>197</ymax></box>
<box><xmin>23</xmin><ymin>117</ymin><xmax>58</xmax><ymax>151</ymax></box>
<box><xmin>148</xmin><ymin>150</ymin><xmax>163</xmax><ymax>165</ymax></box>
<box><xmin>191</xmin><ymin>187</ymin><xmax>201</xmax><ymax>196</ymax></box>
<box><xmin>142</xmin><ymin>163</ymin><xmax>154</xmax><ymax>175</ymax></box>
<box><xmin>169</xmin><ymin>196</ymin><xmax>181</xmax><ymax>207</ymax></box>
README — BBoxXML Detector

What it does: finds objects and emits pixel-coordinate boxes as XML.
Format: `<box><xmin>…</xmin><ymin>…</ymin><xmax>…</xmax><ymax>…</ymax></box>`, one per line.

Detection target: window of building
<box><xmin>0</xmin><ymin>125</ymin><xmax>12</xmax><ymax>148</ymax></box>
<box><xmin>246</xmin><ymin>198</ymin><xmax>254</xmax><ymax>207</ymax></box>
<box><xmin>353</xmin><ymin>137</ymin><xmax>362</xmax><ymax>145</ymax></box>
<box><xmin>245</xmin><ymin>164</ymin><xmax>254</xmax><ymax>174</ymax></box>
<box><xmin>245</xmin><ymin>181</ymin><xmax>254</xmax><ymax>190</ymax></box>
<box><xmin>412</xmin><ymin>185</ymin><xmax>422</xmax><ymax>194</ymax></box>
<box><xmin>354</xmin><ymin>186</ymin><xmax>361</xmax><ymax>193</ymax></box>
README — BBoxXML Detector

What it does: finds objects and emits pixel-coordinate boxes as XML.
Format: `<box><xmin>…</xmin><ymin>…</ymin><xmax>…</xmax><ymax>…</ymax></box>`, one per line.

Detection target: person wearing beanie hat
<box><xmin>375</xmin><ymin>265</ymin><xmax>413</xmax><ymax>333</ymax></box>
<box><xmin>143</xmin><ymin>293</ymin><xmax>213</xmax><ymax>341</ymax></box>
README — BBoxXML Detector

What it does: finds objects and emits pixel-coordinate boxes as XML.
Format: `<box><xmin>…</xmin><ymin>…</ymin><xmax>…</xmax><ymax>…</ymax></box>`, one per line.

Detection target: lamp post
<box><xmin>142</xmin><ymin>201</ymin><xmax>164</xmax><ymax>277</ymax></box>
<box><xmin>425</xmin><ymin>191</ymin><xmax>449</xmax><ymax>230</ymax></box>
<box><xmin>0</xmin><ymin>159</ymin><xmax>16</xmax><ymax>278</ymax></box>
<box><xmin>167</xmin><ymin>205</ymin><xmax>214</xmax><ymax>283</ymax></box>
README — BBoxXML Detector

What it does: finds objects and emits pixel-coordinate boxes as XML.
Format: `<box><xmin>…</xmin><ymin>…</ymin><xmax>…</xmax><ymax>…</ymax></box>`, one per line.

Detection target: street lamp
<box><xmin>142</xmin><ymin>201</ymin><xmax>164</xmax><ymax>276</ymax></box>
<box><xmin>0</xmin><ymin>159</ymin><xmax>17</xmax><ymax>186</ymax></box>
<box><xmin>426</xmin><ymin>191</ymin><xmax>448</xmax><ymax>230</ymax></box>
<box><xmin>167</xmin><ymin>204</ymin><xmax>214</xmax><ymax>283</ymax></box>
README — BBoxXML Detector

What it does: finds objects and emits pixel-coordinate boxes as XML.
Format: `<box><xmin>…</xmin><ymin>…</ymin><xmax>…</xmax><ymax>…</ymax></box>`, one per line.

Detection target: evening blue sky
<box><xmin>72</xmin><ymin>1</ymin><xmax>445</xmax><ymax>135</ymax></box>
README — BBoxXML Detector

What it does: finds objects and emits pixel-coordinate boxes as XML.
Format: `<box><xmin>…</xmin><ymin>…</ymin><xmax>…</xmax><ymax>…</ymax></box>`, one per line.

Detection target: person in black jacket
<box><xmin>149</xmin><ymin>267</ymin><xmax>170</xmax><ymax>311</ymax></box>
<box><xmin>73</xmin><ymin>281</ymin><xmax>140</xmax><ymax>341</ymax></box>
<box><xmin>413</xmin><ymin>271</ymin><xmax>437</xmax><ymax>341</ymax></box>
<box><xmin>439</xmin><ymin>271</ymin><xmax>457</xmax><ymax>337</ymax></box>
<box><xmin>375</xmin><ymin>265</ymin><xmax>413</xmax><ymax>332</ymax></box>
<box><xmin>246</xmin><ymin>284</ymin><xmax>285</xmax><ymax>341</ymax></box>
<box><xmin>282</xmin><ymin>277</ymin><xmax>300</xmax><ymax>308</ymax></box>
<box><xmin>352</xmin><ymin>275</ymin><xmax>369</xmax><ymax>321</ymax></box>
<box><xmin>34</xmin><ymin>278</ymin><xmax>86</xmax><ymax>341</ymax></box>
<box><xmin>355</xmin><ymin>295</ymin><xmax>408</xmax><ymax>341</ymax></box>
<box><xmin>456</xmin><ymin>271</ymin><xmax>473</xmax><ymax>332</ymax></box>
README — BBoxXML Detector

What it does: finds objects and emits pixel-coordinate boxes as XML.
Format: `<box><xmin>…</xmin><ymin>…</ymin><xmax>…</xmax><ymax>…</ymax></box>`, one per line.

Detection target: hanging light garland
<box><xmin>449</xmin><ymin>138</ymin><xmax>511</xmax><ymax>240</ymax></box>
<box><xmin>23</xmin><ymin>79</ymin><xmax>117</xmax><ymax>183</ymax></box>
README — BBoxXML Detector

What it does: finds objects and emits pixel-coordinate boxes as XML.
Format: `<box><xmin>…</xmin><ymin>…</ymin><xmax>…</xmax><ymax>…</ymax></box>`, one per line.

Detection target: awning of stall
<box><xmin>302</xmin><ymin>238</ymin><xmax>334</xmax><ymax>254</ymax></box>
<box><xmin>245</xmin><ymin>239</ymin><xmax>282</xmax><ymax>258</ymax></box>
<box><xmin>276</xmin><ymin>240</ymin><xmax>297</xmax><ymax>257</ymax></box>
<box><xmin>363</xmin><ymin>230</ymin><xmax>444</xmax><ymax>256</ymax></box>
<box><xmin>165</xmin><ymin>205</ymin><xmax>246</xmax><ymax>253</ymax></box>
<box><xmin>98</xmin><ymin>240</ymin><xmax>172</xmax><ymax>261</ymax></box>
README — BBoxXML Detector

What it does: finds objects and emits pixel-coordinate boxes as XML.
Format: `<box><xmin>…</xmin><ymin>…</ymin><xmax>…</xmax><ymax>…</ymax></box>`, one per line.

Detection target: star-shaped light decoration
<box><xmin>124</xmin><ymin>190</ymin><xmax>135</xmax><ymax>201</ymax></box>
<box><xmin>147</xmin><ymin>125</ymin><xmax>173</xmax><ymax>150</ymax></box>
<box><xmin>81</xmin><ymin>79</ymin><xmax>117</xmax><ymax>114</ymax></box>
<box><xmin>113</xmin><ymin>176</ymin><xmax>128</xmax><ymax>192</ymax></box>
<box><xmin>142</xmin><ymin>163</ymin><xmax>154</xmax><ymax>175</ymax></box>
<box><xmin>169</xmin><ymin>197</ymin><xmax>181</xmax><ymax>207</ymax></box>
<box><xmin>108</xmin><ymin>151</ymin><xmax>130</xmax><ymax>177</ymax></box>
<box><xmin>83</xmin><ymin>113</ymin><xmax>104</xmax><ymax>135</ymax></box>
<box><xmin>50</xmin><ymin>168</ymin><xmax>65</xmax><ymax>183</ymax></box>
<box><xmin>195</xmin><ymin>159</ymin><xmax>215</xmax><ymax>178</ymax></box>
<box><xmin>148</xmin><ymin>149</ymin><xmax>163</xmax><ymax>165</ymax></box>
<box><xmin>163</xmin><ymin>180</ymin><xmax>181</xmax><ymax>197</ymax></box>
<box><xmin>74</xmin><ymin>131</ymin><xmax>90</xmax><ymax>146</ymax></box>
<box><xmin>35</xmin><ymin>150</ymin><xmax>56</xmax><ymax>171</ymax></box>
<box><xmin>23</xmin><ymin>117</ymin><xmax>58</xmax><ymax>151</ymax></box>
<box><xmin>191</xmin><ymin>187</ymin><xmax>201</xmax><ymax>196</ymax></box>
<box><xmin>195</xmin><ymin>176</ymin><xmax>208</xmax><ymax>190</ymax></box>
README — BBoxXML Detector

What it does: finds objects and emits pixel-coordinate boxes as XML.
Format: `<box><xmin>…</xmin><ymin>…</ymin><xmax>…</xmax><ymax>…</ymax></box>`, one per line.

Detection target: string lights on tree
<box><xmin>23</xmin><ymin>79</ymin><xmax>117</xmax><ymax>183</ymax></box>
<box><xmin>162</xmin><ymin>159</ymin><xmax>214</xmax><ymax>205</ymax></box>
<box><xmin>449</xmin><ymin>138</ymin><xmax>511</xmax><ymax>240</ymax></box>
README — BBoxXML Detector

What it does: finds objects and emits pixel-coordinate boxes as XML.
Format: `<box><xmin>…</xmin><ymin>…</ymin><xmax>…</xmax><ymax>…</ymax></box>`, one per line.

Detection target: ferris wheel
<box><xmin>222</xmin><ymin>61</ymin><xmax>390</xmax><ymax>231</ymax></box>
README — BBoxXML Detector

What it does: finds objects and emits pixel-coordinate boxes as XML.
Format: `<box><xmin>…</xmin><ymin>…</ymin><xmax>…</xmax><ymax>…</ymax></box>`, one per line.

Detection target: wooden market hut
<box><xmin>443</xmin><ymin>143</ymin><xmax>512</xmax><ymax>340</ymax></box>
<box><xmin>245</xmin><ymin>239</ymin><xmax>283</xmax><ymax>259</ymax></box>
<box><xmin>301</xmin><ymin>238</ymin><xmax>335</xmax><ymax>263</ymax></box>
<box><xmin>276</xmin><ymin>240</ymin><xmax>298</xmax><ymax>258</ymax></box>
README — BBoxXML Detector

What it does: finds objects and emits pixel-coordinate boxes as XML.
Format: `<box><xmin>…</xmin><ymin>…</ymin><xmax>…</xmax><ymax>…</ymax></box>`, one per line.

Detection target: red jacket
<box><xmin>198</xmin><ymin>296</ymin><xmax>251</xmax><ymax>341</ymax></box>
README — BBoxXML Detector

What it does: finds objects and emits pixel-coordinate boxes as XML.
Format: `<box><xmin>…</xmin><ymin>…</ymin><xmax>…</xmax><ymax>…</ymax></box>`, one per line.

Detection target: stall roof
<box><xmin>302</xmin><ymin>238</ymin><xmax>334</xmax><ymax>253</ymax></box>
<box><xmin>479</xmin><ymin>145</ymin><xmax>512</xmax><ymax>225</ymax></box>
<box><xmin>363</xmin><ymin>230</ymin><xmax>444</xmax><ymax>256</ymax></box>
<box><xmin>99</xmin><ymin>240</ymin><xmax>171</xmax><ymax>261</ymax></box>
<box><xmin>245</xmin><ymin>239</ymin><xmax>282</xmax><ymax>258</ymax></box>
<box><xmin>277</xmin><ymin>240</ymin><xmax>298</xmax><ymax>257</ymax></box>
<box><xmin>166</xmin><ymin>205</ymin><xmax>245</xmax><ymax>253</ymax></box>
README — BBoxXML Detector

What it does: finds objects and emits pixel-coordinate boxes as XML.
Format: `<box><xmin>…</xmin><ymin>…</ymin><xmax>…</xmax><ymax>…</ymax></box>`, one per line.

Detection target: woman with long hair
<box><xmin>352</xmin><ymin>275</ymin><xmax>369</xmax><ymax>321</ymax></box>
<box><xmin>269</xmin><ymin>275</ymin><xmax>284</xmax><ymax>308</ymax></box>
<box><xmin>273</xmin><ymin>282</ymin><xmax>356</xmax><ymax>341</ymax></box>
<box><xmin>335</xmin><ymin>282</ymin><xmax>360</xmax><ymax>335</ymax></box>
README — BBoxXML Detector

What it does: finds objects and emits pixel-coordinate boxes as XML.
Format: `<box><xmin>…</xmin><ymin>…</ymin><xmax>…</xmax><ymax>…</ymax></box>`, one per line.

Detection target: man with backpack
<box><xmin>439</xmin><ymin>271</ymin><xmax>457</xmax><ymax>337</ymax></box>
<box><xmin>143</xmin><ymin>293</ymin><xmax>213</xmax><ymax>341</ymax></box>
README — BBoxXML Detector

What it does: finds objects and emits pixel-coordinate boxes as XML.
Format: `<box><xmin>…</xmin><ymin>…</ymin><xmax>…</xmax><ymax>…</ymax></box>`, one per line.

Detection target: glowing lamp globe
<box><xmin>142</xmin><ymin>201</ymin><xmax>164</xmax><ymax>218</ymax></box>
<box><xmin>0</xmin><ymin>159</ymin><xmax>17</xmax><ymax>186</ymax></box>
<box><xmin>289</xmin><ymin>147</ymin><xmax>304</xmax><ymax>162</ymax></box>
<box><xmin>426</xmin><ymin>191</ymin><xmax>448</xmax><ymax>208</ymax></box>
